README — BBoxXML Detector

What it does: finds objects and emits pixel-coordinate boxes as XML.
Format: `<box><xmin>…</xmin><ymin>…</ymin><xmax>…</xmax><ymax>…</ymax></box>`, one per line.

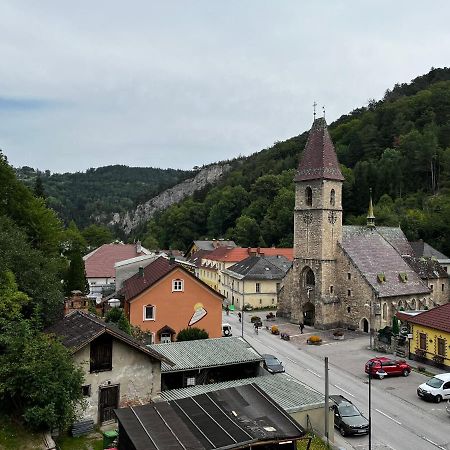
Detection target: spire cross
<box><xmin>313</xmin><ymin>101</ymin><xmax>317</xmax><ymax>119</ymax></box>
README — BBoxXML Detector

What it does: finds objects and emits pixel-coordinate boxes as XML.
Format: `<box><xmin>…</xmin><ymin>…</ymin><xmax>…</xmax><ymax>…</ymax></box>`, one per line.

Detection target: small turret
<box><xmin>367</xmin><ymin>189</ymin><xmax>375</xmax><ymax>228</ymax></box>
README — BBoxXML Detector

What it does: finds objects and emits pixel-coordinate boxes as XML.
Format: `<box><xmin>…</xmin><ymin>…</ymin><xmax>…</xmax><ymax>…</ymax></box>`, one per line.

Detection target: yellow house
<box><xmin>405</xmin><ymin>303</ymin><xmax>450</xmax><ymax>369</ymax></box>
<box><xmin>222</xmin><ymin>255</ymin><xmax>292</xmax><ymax>310</ymax></box>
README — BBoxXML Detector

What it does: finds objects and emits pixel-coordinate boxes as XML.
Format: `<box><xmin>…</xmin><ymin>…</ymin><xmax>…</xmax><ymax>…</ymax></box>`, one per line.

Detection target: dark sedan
<box><xmin>330</xmin><ymin>395</ymin><xmax>369</xmax><ymax>436</ymax></box>
<box><xmin>261</xmin><ymin>354</ymin><xmax>285</xmax><ymax>374</ymax></box>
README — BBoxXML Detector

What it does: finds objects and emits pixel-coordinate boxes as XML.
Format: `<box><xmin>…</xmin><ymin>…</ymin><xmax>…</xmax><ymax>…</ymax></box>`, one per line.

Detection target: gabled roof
<box><xmin>119</xmin><ymin>256</ymin><xmax>223</xmax><ymax>302</ymax></box>
<box><xmin>410</xmin><ymin>241</ymin><xmax>450</xmax><ymax>261</ymax></box>
<box><xmin>187</xmin><ymin>249</ymin><xmax>211</xmax><ymax>267</ymax></box>
<box><xmin>226</xmin><ymin>255</ymin><xmax>292</xmax><ymax>280</ymax></box>
<box><xmin>151</xmin><ymin>336</ymin><xmax>263</xmax><ymax>372</ymax></box>
<box><xmin>295</xmin><ymin>117</ymin><xmax>344</xmax><ymax>182</ymax></box>
<box><xmin>161</xmin><ymin>373</ymin><xmax>324</xmax><ymax>413</ymax></box>
<box><xmin>45</xmin><ymin>310</ymin><xmax>172</xmax><ymax>364</ymax></box>
<box><xmin>206</xmin><ymin>247</ymin><xmax>294</xmax><ymax>263</ymax></box>
<box><xmin>115</xmin><ymin>384</ymin><xmax>305</xmax><ymax>450</ymax></box>
<box><xmin>405</xmin><ymin>303</ymin><xmax>450</xmax><ymax>333</ymax></box>
<box><xmin>403</xmin><ymin>255</ymin><xmax>448</xmax><ymax>279</ymax></box>
<box><xmin>193</xmin><ymin>240</ymin><xmax>237</xmax><ymax>251</ymax></box>
<box><xmin>84</xmin><ymin>243</ymin><xmax>149</xmax><ymax>278</ymax></box>
<box><xmin>341</xmin><ymin>226</ymin><xmax>429</xmax><ymax>298</ymax></box>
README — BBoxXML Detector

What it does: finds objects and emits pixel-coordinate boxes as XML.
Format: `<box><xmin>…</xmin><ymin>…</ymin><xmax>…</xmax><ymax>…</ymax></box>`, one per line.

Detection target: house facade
<box><xmin>222</xmin><ymin>255</ymin><xmax>292</xmax><ymax>310</ymax></box>
<box><xmin>46</xmin><ymin>311</ymin><xmax>171</xmax><ymax>424</ymax></box>
<box><xmin>279</xmin><ymin>117</ymin><xmax>441</xmax><ymax>332</ymax></box>
<box><xmin>120</xmin><ymin>256</ymin><xmax>223</xmax><ymax>343</ymax></box>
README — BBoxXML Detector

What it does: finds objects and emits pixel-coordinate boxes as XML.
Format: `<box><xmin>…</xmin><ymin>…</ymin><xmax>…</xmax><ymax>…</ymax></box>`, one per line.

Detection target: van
<box><xmin>222</xmin><ymin>323</ymin><xmax>232</xmax><ymax>337</ymax></box>
<box><xmin>417</xmin><ymin>373</ymin><xmax>450</xmax><ymax>403</ymax></box>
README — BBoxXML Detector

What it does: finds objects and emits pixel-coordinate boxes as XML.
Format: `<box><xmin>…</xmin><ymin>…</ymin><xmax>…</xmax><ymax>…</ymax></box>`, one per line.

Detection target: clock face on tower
<box><xmin>328</xmin><ymin>211</ymin><xmax>337</xmax><ymax>224</ymax></box>
<box><xmin>303</xmin><ymin>212</ymin><xmax>313</xmax><ymax>224</ymax></box>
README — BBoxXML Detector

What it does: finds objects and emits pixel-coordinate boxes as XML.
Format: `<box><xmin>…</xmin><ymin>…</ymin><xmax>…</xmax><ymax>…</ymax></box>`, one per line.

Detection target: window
<box><xmin>411</xmin><ymin>299</ymin><xmax>416</xmax><ymax>310</ymax></box>
<box><xmin>272</xmin><ymin>298</ymin><xmax>275</xmax><ymax>304</ymax></box>
<box><xmin>259</xmin><ymin>299</ymin><xmax>262</xmax><ymax>305</ymax></box>
<box><xmin>305</xmin><ymin>268</ymin><xmax>315</xmax><ymax>286</ymax></box>
<box><xmin>90</xmin><ymin>334</ymin><xmax>112</xmax><ymax>373</ymax></box>
<box><xmin>161</xmin><ymin>332</ymin><xmax>171</xmax><ymax>344</ymax></box>
<box><xmin>382</xmin><ymin>303</ymin><xmax>387</xmax><ymax>320</ymax></box>
<box><xmin>419</xmin><ymin>333</ymin><xmax>427</xmax><ymax>351</ymax></box>
<box><xmin>82</xmin><ymin>385</ymin><xmax>91</xmax><ymax>397</ymax></box>
<box><xmin>305</xmin><ymin>187</ymin><xmax>312</xmax><ymax>206</ymax></box>
<box><xmin>437</xmin><ymin>338</ymin><xmax>446</xmax><ymax>357</ymax></box>
<box><xmin>347</xmin><ymin>272</ymin><xmax>351</xmax><ymax>280</ymax></box>
<box><xmin>330</xmin><ymin>189</ymin><xmax>335</xmax><ymax>206</ymax></box>
<box><xmin>172</xmin><ymin>279</ymin><xmax>184</xmax><ymax>292</ymax></box>
<box><xmin>430</xmin><ymin>284</ymin><xmax>434</xmax><ymax>291</ymax></box>
<box><xmin>330</xmin><ymin>285</ymin><xmax>334</xmax><ymax>294</ymax></box>
<box><xmin>347</xmin><ymin>306</ymin><xmax>351</xmax><ymax>313</ymax></box>
<box><xmin>144</xmin><ymin>305</ymin><xmax>155</xmax><ymax>321</ymax></box>
<box><xmin>256</xmin><ymin>283</ymin><xmax>261</xmax><ymax>293</ymax></box>
<box><xmin>347</xmin><ymin>289</ymin><xmax>351</xmax><ymax>297</ymax></box>
<box><xmin>276</xmin><ymin>283</ymin><xmax>280</xmax><ymax>292</ymax></box>
<box><xmin>442</xmin><ymin>284</ymin><xmax>445</xmax><ymax>292</ymax></box>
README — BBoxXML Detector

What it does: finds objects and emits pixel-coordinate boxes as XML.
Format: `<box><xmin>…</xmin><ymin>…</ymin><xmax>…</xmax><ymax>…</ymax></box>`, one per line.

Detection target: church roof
<box><xmin>295</xmin><ymin>117</ymin><xmax>344</xmax><ymax>182</ymax></box>
<box><xmin>410</xmin><ymin>240</ymin><xmax>450</xmax><ymax>261</ymax></box>
<box><xmin>403</xmin><ymin>255</ymin><xmax>448</xmax><ymax>280</ymax></box>
<box><xmin>341</xmin><ymin>226</ymin><xmax>430</xmax><ymax>298</ymax></box>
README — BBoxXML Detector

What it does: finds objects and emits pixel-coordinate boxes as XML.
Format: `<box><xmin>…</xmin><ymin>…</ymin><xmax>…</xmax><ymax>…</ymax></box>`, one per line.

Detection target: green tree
<box><xmin>233</xmin><ymin>216</ymin><xmax>261</xmax><ymax>247</ymax></box>
<box><xmin>33</xmin><ymin>175</ymin><xmax>46</xmax><ymax>199</ymax></box>
<box><xmin>176</xmin><ymin>327</ymin><xmax>209</xmax><ymax>341</ymax></box>
<box><xmin>64</xmin><ymin>249</ymin><xmax>88</xmax><ymax>295</ymax></box>
<box><xmin>81</xmin><ymin>224</ymin><xmax>114</xmax><ymax>249</ymax></box>
<box><xmin>392</xmin><ymin>316</ymin><xmax>400</xmax><ymax>335</ymax></box>
<box><xmin>0</xmin><ymin>270</ymin><xmax>29</xmax><ymax>322</ymax></box>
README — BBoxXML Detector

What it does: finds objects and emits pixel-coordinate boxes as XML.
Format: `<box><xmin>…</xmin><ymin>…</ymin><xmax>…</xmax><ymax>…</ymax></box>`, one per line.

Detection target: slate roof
<box><xmin>403</xmin><ymin>255</ymin><xmax>448</xmax><ymax>279</ymax></box>
<box><xmin>226</xmin><ymin>255</ymin><xmax>292</xmax><ymax>280</ymax></box>
<box><xmin>161</xmin><ymin>373</ymin><xmax>324</xmax><ymax>413</ymax></box>
<box><xmin>45</xmin><ymin>310</ymin><xmax>172</xmax><ymax>364</ymax></box>
<box><xmin>410</xmin><ymin>241</ymin><xmax>450</xmax><ymax>261</ymax></box>
<box><xmin>341</xmin><ymin>226</ymin><xmax>429</xmax><ymax>298</ymax></box>
<box><xmin>206</xmin><ymin>247</ymin><xmax>294</xmax><ymax>263</ymax></box>
<box><xmin>193</xmin><ymin>240</ymin><xmax>237</xmax><ymax>251</ymax></box>
<box><xmin>119</xmin><ymin>256</ymin><xmax>223</xmax><ymax>302</ymax></box>
<box><xmin>151</xmin><ymin>336</ymin><xmax>263</xmax><ymax>372</ymax></box>
<box><xmin>115</xmin><ymin>384</ymin><xmax>305</xmax><ymax>450</ymax></box>
<box><xmin>295</xmin><ymin>117</ymin><xmax>344</xmax><ymax>182</ymax></box>
<box><xmin>405</xmin><ymin>303</ymin><xmax>450</xmax><ymax>333</ymax></box>
<box><xmin>84</xmin><ymin>243</ymin><xmax>149</xmax><ymax>278</ymax></box>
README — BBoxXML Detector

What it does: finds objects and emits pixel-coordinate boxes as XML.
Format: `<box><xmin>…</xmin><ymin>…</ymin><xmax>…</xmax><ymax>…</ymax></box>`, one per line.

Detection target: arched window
<box><xmin>382</xmin><ymin>303</ymin><xmax>387</xmax><ymax>320</ymax></box>
<box><xmin>411</xmin><ymin>298</ymin><xmax>416</xmax><ymax>310</ymax></box>
<box><xmin>330</xmin><ymin>189</ymin><xmax>335</xmax><ymax>206</ymax></box>
<box><xmin>305</xmin><ymin>268</ymin><xmax>315</xmax><ymax>286</ymax></box>
<box><xmin>305</xmin><ymin>187</ymin><xmax>312</xmax><ymax>206</ymax></box>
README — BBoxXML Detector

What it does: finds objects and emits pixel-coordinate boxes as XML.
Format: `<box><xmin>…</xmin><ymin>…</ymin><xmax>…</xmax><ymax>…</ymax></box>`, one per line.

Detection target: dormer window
<box><xmin>330</xmin><ymin>189</ymin><xmax>335</xmax><ymax>206</ymax></box>
<box><xmin>172</xmin><ymin>279</ymin><xmax>184</xmax><ymax>292</ymax></box>
<box><xmin>377</xmin><ymin>273</ymin><xmax>386</xmax><ymax>283</ymax></box>
<box><xmin>305</xmin><ymin>187</ymin><xmax>312</xmax><ymax>206</ymax></box>
<box><xmin>399</xmin><ymin>272</ymin><xmax>408</xmax><ymax>283</ymax></box>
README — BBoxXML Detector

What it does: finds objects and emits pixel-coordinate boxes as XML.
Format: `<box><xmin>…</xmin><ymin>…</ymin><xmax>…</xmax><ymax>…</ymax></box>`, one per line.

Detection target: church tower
<box><xmin>292</xmin><ymin>117</ymin><xmax>344</xmax><ymax>328</ymax></box>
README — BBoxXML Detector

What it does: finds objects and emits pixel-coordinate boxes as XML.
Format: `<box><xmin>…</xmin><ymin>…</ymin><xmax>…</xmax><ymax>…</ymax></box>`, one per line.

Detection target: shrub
<box><xmin>251</xmin><ymin>316</ymin><xmax>262</xmax><ymax>323</ymax></box>
<box><xmin>176</xmin><ymin>327</ymin><xmax>209</xmax><ymax>341</ymax></box>
<box><xmin>333</xmin><ymin>330</ymin><xmax>344</xmax><ymax>337</ymax></box>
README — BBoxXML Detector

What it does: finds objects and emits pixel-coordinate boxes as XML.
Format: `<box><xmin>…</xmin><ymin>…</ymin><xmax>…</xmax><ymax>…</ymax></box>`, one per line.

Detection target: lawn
<box><xmin>297</xmin><ymin>433</ymin><xmax>331</xmax><ymax>450</ymax></box>
<box><xmin>56</xmin><ymin>433</ymin><xmax>103</xmax><ymax>450</ymax></box>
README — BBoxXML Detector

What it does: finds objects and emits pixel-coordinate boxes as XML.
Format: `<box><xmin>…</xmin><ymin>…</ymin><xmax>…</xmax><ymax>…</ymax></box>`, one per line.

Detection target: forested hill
<box><xmin>15</xmin><ymin>164</ymin><xmax>194</xmax><ymax>228</ymax></box>
<box><xmin>141</xmin><ymin>67</ymin><xmax>450</xmax><ymax>255</ymax></box>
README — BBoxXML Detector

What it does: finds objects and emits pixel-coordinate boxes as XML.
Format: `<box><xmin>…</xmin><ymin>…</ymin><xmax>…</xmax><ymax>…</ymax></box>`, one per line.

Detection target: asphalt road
<box><xmin>223</xmin><ymin>312</ymin><xmax>450</xmax><ymax>450</ymax></box>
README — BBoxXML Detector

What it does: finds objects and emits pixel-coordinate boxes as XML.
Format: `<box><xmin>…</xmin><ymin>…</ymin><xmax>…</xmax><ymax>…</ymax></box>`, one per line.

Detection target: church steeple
<box><xmin>367</xmin><ymin>189</ymin><xmax>376</xmax><ymax>228</ymax></box>
<box><xmin>295</xmin><ymin>117</ymin><xmax>344</xmax><ymax>182</ymax></box>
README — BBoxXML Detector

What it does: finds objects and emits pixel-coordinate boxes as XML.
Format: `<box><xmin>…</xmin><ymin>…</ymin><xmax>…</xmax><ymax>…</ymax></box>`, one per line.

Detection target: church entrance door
<box><xmin>303</xmin><ymin>302</ymin><xmax>315</xmax><ymax>326</ymax></box>
<box><xmin>361</xmin><ymin>318</ymin><xmax>369</xmax><ymax>333</ymax></box>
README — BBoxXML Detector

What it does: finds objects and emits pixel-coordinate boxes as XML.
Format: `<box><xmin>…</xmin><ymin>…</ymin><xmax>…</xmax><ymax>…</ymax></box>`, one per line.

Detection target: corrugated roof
<box><xmin>405</xmin><ymin>303</ymin><xmax>450</xmax><ymax>333</ymax></box>
<box><xmin>295</xmin><ymin>117</ymin><xmax>344</xmax><ymax>182</ymax></box>
<box><xmin>84</xmin><ymin>243</ymin><xmax>148</xmax><ymax>278</ymax></box>
<box><xmin>341</xmin><ymin>226</ymin><xmax>429</xmax><ymax>298</ymax></box>
<box><xmin>45</xmin><ymin>310</ymin><xmax>172</xmax><ymax>364</ymax></box>
<box><xmin>226</xmin><ymin>255</ymin><xmax>292</xmax><ymax>280</ymax></box>
<box><xmin>151</xmin><ymin>337</ymin><xmax>263</xmax><ymax>372</ymax></box>
<box><xmin>161</xmin><ymin>373</ymin><xmax>324</xmax><ymax>413</ymax></box>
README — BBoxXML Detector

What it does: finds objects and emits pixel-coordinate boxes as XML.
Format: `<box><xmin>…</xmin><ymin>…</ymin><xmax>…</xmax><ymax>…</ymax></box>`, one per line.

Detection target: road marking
<box><xmin>421</xmin><ymin>436</ymin><xmax>446</xmax><ymax>450</ymax></box>
<box><xmin>332</xmin><ymin>384</ymin><xmax>355</xmax><ymax>397</ymax></box>
<box><xmin>375</xmin><ymin>408</ymin><xmax>401</xmax><ymax>425</ymax></box>
<box><xmin>305</xmin><ymin>367</ymin><xmax>321</xmax><ymax>378</ymax></box>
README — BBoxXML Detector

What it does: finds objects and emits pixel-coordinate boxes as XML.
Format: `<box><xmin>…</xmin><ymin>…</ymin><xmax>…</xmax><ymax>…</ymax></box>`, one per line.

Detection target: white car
<box><xmin>222</xmin><ymin>323</ymin><xmax>232</xmax><ymax>337</ymax></box>
<box><xmin>417</xmin><ymin>373</ymin><xmax>450</xmax><ymax>403</ymax></box>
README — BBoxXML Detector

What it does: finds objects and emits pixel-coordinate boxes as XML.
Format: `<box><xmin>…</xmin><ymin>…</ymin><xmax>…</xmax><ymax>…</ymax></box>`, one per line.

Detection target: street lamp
<box><xmin>367</xmin><ymin>360</ymin><xmax>376</xmax><ymax>450</ymax></box>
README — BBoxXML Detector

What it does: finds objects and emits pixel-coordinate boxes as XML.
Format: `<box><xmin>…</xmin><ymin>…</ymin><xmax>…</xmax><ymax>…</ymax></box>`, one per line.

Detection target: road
<box><xmin>224</xmin><ymin>312</ymin><xmax>450</xmax><ymax>450</ymax></box>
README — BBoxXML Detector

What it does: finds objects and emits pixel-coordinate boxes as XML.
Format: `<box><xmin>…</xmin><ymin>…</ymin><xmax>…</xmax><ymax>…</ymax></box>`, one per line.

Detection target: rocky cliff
<box><xmin>110</xmin><ymin>163</ymin><xmax>231</xmax><ymax>234</ymax></box>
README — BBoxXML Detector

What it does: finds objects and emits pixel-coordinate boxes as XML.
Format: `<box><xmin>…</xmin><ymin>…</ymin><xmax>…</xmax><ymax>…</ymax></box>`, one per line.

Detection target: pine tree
<box><xmin>33</xmin><ymin>175</ymin><xmax>46</xmax><ymax>199</ymax></box>
<box><xmin>64</xmin><ymin>250</ymin><xmax>88</xmax><ymax>295</ymax></box>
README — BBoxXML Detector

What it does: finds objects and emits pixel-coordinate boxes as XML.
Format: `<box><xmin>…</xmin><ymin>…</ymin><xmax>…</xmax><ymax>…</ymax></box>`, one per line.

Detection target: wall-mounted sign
<box><xmin>188</xmin><ymin>302</ymin><xmax>207</xmax><ymax>326</ymax></box>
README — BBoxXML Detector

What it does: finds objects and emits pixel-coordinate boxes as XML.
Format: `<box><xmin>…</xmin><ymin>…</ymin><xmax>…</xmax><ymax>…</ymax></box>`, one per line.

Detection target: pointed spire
<box><xmin>367</xmin><ymin>188</ymin><xmax>375</xmax><ymax>228</ymax></box>
<box><xmin>295</xmin><ymin>117</ymin><xmax>344</xmax><ymax>182</ymax></box>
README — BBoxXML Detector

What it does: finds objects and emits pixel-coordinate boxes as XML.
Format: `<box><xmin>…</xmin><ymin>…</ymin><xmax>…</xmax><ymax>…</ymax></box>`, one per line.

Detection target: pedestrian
<box><xmin>225</xmin><ymin>304</ymin><xmax>229</xmax><ymax>316</ymax></box>
<box><xmin>299</xmin><ymin>322</ymin><xmax>304</xmax><ymax>334</ymax></box>
<box><xmin>238</xmin><ymin>312</ymin><xmax>242</xmax><ymax>322</ymax></box>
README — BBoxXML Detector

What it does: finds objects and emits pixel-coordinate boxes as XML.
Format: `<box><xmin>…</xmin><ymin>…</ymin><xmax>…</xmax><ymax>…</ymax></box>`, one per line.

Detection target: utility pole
<box><xmin>324</xmin><ymin>357</ymin><xmax>329</xmax><ymax>446</ymax></box>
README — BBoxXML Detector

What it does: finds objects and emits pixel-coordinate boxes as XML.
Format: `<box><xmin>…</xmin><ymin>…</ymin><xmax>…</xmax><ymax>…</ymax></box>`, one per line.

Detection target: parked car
<box><xmin>417</xmin><ymin>373</ymin><xmax>450</xmax><ymax>403</ymax></box>
<box><xmin>261</xmin><ymin>354</ymin><xmax>285</xmax><ymax>374</ymax></box>
<box><xmin>330</xmin><ymin>395</ymin><xmax>369</xmax><ymax>436</ymax></box>
<box><xmin>365</xmin><ymin>357</ymin><xmax>411</xmax><ymax>379</ymax></box>
<box><xmin>222</xmin><ymin>323</ymin><xmax>232</xmax><ymax>337</ymax></box>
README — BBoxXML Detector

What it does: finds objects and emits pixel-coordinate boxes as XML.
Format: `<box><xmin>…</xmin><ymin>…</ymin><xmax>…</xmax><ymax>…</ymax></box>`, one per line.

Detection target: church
<box><xmin>278</xmin><ymin>117</ymin><xmax>448</xmax><ymax>332</ymax></box>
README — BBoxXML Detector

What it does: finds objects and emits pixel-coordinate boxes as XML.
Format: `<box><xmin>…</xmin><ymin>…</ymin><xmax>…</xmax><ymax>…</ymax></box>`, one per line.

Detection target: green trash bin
<box><xmin>229</xmin><ymin>305</ymin><xmax>235</xmax><ymax>311</ymax></box>
<box><xmin>103</xmin><ymin>430</ymin><xmax>118</xmax><ymax>449</ymax></box>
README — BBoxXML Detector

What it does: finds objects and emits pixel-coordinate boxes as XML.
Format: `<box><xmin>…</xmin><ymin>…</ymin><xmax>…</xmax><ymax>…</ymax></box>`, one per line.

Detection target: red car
<box><xmin>365</xmin><ymin>357</ymin><xmax>411</xmax><ymax>379</ymax></box>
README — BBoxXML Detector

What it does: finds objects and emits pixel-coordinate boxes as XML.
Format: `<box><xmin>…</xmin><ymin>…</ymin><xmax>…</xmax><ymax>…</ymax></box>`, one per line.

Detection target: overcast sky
<box><xmin>1</xmin><ymin>1</ymin><xmax>450</xmax><ymax>173</ymax></box>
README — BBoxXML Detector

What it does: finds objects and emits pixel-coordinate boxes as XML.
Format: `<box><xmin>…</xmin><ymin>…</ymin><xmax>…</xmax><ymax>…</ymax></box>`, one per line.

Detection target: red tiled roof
<box><xmin>206</xmin><ymin>247</ymin><xmax>294</xmax><ymax>263</ymax></box>
<box><xmin>84</xmin><ymin>243</ymin><xmax>145</xmax><ymax>278</ymax></box>
<box><xmin>406</xmin><ymin>303</ymin><xmax>450</xmax><ymax>333</ymax></box>
<box><xmin>120</xmin><ymin>256</ymin><xmax>224</xmax><ymax>302</ymax></box>
<box><xmin>295</xmin><ymin>117</ymin><xmax>344</xmax><ymax>182</ymax></box>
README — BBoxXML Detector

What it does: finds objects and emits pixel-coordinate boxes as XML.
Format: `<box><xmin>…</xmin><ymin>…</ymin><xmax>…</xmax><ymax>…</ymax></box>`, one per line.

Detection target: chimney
<box><xmin>169</xmin><ymin>256</ymin><xmax>175</xmax><ymax>265</ymax></box>
<box><xmin>136</xmin><ymin>240</ymin><xmax>142</xmax><ymax>253</ymax></box>
<box><xmin>138</xmin><ymin>266</ymin><xmax>144</xmax><ymax>277</ymax></box>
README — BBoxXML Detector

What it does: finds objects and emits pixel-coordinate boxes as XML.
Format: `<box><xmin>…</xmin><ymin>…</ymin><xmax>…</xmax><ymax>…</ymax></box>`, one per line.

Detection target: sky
<box><xmin>1</xmin><ymin>1</ymin><xmax>450</xmax><ymax>174</ymax></box>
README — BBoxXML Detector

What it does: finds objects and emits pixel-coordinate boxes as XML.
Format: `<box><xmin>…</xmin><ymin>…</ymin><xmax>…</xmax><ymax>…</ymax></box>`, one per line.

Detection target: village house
<box><xmin>184</xmin><ymin>239</ymin><xmax>237</xmax><ymax>258</ymax></box>
<box><xmin>83</xmin><ymin>241</ymin><xmax>151</xmax><ymax>301</ymax></box>
<box><xmin>279</xmin><ymin>117</ymin><xmax>447</xmax><ymax>333</ymax></box>
<box><xmin>222</xmin><ymin>255</ymin><xmax>292</xmax><ymax>310</ymax></box>
<box><xmin>46</xmin><ymin>311</ymin><xmax>172</xmax><ymax>425</ymax></box>
<box><xmin>119</xmin><ymin>256</ymin><xmax>223</xmax><ymax>343</ymax></box>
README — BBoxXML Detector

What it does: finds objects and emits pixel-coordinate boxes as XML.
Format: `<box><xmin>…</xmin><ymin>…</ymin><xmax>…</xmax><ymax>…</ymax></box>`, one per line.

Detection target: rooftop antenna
<box><xmin>313</xmin><ymin>101</ymin><xmax>317</xmax><ymax>120</ymax></box>
<box><xmin>322</xmin><ymin>105</ymin><xmax>326</xmax><ymax>119</ymax></box>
